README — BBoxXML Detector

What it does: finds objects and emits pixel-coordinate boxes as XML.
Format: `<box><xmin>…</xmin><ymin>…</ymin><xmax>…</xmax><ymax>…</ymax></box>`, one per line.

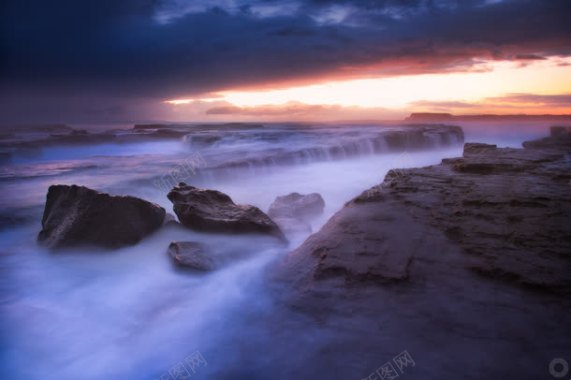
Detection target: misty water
<box><xmin>0</xmin><ymin>123</ymin><xmax>550</xmax><ymax>379</ymax></box>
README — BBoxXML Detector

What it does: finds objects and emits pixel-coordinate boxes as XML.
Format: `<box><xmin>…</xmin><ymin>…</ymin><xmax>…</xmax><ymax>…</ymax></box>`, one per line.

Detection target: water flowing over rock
<box><xmin>208</xmin><ymin>125</ymin><xmax>464</xmax><ymax>171</ymax></box>
<box><xmin>167</xmin><ymin>241</ymin><xmax>214</xmax><ymax>271</ymax></box>
<box><xmin>167</xmin><ymin>183</ymin><xmax>286</xmax><ymax>241</ymax></box>
<box><xmin>38</xmin><ymin>185</ymin><xmax>166</xmax><ymax>249</ymax></box>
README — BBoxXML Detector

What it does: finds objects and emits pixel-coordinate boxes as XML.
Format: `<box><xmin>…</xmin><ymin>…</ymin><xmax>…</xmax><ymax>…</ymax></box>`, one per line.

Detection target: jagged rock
<box><xmin>38</xmin><ymin>185</ymin><xmax>165</xmax><ymax>248</ymax></box>
<box><xmin>167</xmin><ymin>183</ymin><xmax>286</xmax><ymax>241</ymax></box>
<box><xmin>167</xmin><ymin>241</ymin><xmax>214</xmax><ymax>271</ymax></box>
<box><xmin>268</xmin><ymin>192</ymin><xmax>325</xmax><ymax>220</ymax></box>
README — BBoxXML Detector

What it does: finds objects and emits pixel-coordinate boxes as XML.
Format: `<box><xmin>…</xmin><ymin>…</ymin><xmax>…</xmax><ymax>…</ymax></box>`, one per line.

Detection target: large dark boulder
<box><xmin>167</xmin><ymin>183</ymin><xmax>286</xmax><ymax>241</ymax></box>
<box><xmin>38</xmin><ymin>185</ymin><xmax>165</xmax><ymax>249</ymax></box>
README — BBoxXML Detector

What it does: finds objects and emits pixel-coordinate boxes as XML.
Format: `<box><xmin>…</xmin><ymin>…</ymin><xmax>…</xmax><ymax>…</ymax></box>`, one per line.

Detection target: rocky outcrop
<box><xmin>267</xmin><ymin>192</ymin><xmax>324</xmax><ymax>238</ymax></box>
<box><xmin>167</xmin><ymin>241</ymin><xmax>214</xmax><ymax>271</ymax></box>
<box><xmin>269</xmin><ymin>129</ymin><xmax>571</xmax><ymax>380</ymax></box>
<box><xmin>38</xmin><ymin>185</ymin><xmax>166</xmax><ymax>248</ymax></box>
<box><xmin>522</xmin><ymin>126</ymin><xmax>571</xmax><ymax>150</ymax></box>
<box><xmin>268</xmin><ymin>192</ymin><xmax>325</xmax><ymax>220</ymax></box>
<box><xmin>278</xmin><ymin>129</ymin><xmax>571</xmax><ymax>293</ymax></box>
<box><xmin>167</xmin><ymin>183</ymin><xmax>286</xmax><ymax>241</ymax></box>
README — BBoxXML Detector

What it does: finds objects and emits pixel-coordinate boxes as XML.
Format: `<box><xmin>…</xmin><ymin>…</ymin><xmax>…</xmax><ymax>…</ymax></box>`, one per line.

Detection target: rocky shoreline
<box><xmin>23</xmin><ymin>124</ymin><xmax>571</xmax><ymax>378</ymax></box>
<box><xmin>271</xmin><ymin>126</ymin><xmax>571</xmax><ymax>378</ymax></box>
<box><xmin>278</xmin><ymin>127</ymin><xmax>571</xmax><ymax>293</ymax></box>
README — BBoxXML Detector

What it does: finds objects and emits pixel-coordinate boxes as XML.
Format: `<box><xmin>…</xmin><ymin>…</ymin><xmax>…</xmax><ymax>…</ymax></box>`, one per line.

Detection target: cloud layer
<box><xmin>1</xmin><ymin>0</ymin><xmax>570</xmax><ymax>122</ymax></box>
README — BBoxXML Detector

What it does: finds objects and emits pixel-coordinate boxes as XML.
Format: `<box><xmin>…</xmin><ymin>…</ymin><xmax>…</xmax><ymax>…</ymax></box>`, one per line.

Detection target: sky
<box><xmin>1</xmin><ymin>0</ymin><xmax>571</xmax><ymax>124</ymax></box>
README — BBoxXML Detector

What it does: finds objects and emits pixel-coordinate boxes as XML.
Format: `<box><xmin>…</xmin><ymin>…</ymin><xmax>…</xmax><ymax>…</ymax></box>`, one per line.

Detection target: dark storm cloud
<box><xmin>1</xmin><ymin>0</ymin><xmax>570</xmax><ymax>122</ymax></box>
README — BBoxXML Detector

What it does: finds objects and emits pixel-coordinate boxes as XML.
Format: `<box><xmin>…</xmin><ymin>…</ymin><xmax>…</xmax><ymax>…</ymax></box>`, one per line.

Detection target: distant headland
<box><xmin>405</xmin><ymin>112</ymin><xmax>571</xmax><ymax>123</ymax></box>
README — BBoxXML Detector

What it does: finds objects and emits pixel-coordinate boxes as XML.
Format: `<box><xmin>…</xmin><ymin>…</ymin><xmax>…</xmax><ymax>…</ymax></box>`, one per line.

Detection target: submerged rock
<box><xmin>167</xmin><ymin>183</ymin><xmax>286</xmax><ymax>241</ymax></box>
<box><xmin>168</xmin><ymin>241</ymin><xmax>214</xmax><ymax>271</ymax></box>
<box><xmin>38</xmin><ymin>185</ymin><xmax>165</xmax><ymax>249</ymax></box>
<box><xmin>268</xmin><ymin>192</ymin><xmax>325</xmax><ymax>220</ymax></box>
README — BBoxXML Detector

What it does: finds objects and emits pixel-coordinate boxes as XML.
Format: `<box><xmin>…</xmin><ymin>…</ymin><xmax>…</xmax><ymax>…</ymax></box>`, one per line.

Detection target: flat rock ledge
<box><xmin>277</xmin><ymin>128</ymin><xmax>571</xmax><ymax>293</ymax></box>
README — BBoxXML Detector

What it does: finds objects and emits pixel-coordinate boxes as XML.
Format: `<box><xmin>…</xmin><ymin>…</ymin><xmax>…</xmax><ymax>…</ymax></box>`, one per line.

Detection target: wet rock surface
<box><xmin>168</xmin><ymin>183</ymin><xmax>286</xmax><ymax>241</ymax></box>
<box><xmin>280</xmin><ymin>130</ymin><xmax>571</xmax><ymax>292</ymax></box>
<box><xmin>273</xmin><ymin>130</ymin><xmax>571</xmax><ymax>379</ymax></box>
<box><xmin>38</xmin><ymin>185</ymin><xmax>166</xmax><ymax>248</ymax></box>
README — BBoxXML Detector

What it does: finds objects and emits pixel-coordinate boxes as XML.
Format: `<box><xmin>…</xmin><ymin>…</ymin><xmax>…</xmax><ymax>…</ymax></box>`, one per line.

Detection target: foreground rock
<box><xmin>167</xmin><ymin>183</ymin><xmax>286</xmax><ymax>241</ymax></box>
<box><xmin>272</xmin><ymin>128</ymin><xmax>571</xmax><ymax>379</ymax></box>
<box><xmin>38</xmin><ymin>185</ymin><xmax>165</xmax><ymax>248</ymax></box>
<box><xmin>168</xmin><ymin>241</ymin><xmax>214</xmax><ymax>271</ymax></box>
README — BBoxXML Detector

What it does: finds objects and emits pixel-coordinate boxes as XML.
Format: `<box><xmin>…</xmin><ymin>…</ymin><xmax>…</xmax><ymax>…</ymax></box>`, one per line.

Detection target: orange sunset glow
<box><xmin>165</xmin><ymin>57</ymin><xmax>571</xmax><ymax>120</ymax></box>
